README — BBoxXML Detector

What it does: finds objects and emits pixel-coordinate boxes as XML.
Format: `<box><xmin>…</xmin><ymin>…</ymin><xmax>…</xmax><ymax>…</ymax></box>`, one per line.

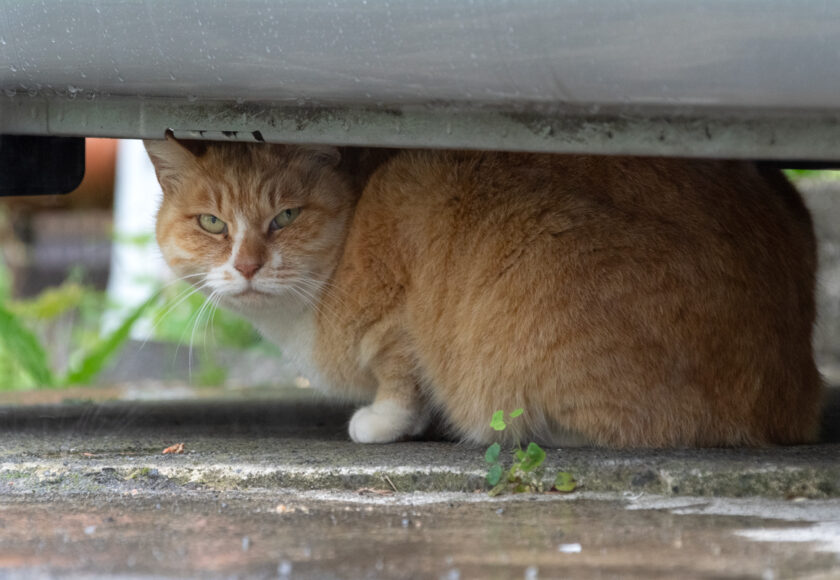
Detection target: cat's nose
<box><xmin>235</xmin><ymin>262</ymin><xmax>262</xmax><ymax>279</ymax></box>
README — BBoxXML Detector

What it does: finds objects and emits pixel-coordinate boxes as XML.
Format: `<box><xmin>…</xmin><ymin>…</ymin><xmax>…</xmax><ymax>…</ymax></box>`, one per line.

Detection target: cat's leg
<box><xmin>348</xmin><ymin>387</ymin><xmax>427</xmax><ymax>444</ymax></box>
<box><xmin>348</xmin><ymin>326</ymin><xmax>428</xmax><ymax>444</ymax></box>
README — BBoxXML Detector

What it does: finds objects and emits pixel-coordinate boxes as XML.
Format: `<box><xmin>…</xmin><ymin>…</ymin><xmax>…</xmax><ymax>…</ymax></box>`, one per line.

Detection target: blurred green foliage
<box><xmin>0</xmin><ymin>258</ymin><xmax>262</xmax><ymax>391</ymax></box>
<box><xmin>0</xmin><ymin>302</ymin><xmax>54</xmax><ymax>388</ymax></box>
<box><xmin>784</xmin><ymin>169</ymin><xmax>840</xmax><ymax>181</ymax></box>
<box><xmin>0</xmin><ymin>261</ymin><xmax>157</xmax><ymax>390</ymax></box>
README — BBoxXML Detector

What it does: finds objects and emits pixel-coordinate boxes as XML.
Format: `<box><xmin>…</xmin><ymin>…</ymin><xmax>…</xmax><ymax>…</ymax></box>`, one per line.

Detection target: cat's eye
<box><xmin>270</xmin><ymin>208</ymin><xmax>301</xmax><ymax>231</ymax></box>
<box><xmin>198</xmin><ymin>214</ymin><xmax>227</xmax><ymax>234</ymax></box>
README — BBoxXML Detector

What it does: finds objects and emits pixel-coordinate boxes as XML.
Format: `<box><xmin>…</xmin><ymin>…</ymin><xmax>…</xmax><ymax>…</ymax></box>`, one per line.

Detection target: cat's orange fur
<box><xmin>146</xmin><ymin>137</ymin><xmax>822</xmax><ymax>447</ymax></box>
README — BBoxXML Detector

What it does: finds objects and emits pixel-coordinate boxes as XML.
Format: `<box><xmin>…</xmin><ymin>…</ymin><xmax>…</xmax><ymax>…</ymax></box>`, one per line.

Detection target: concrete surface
<box><xmin>0</xmin><ymin>387</ymin><xmax>839</xmax><ymax>499</ymax></box>
<box><xmin>3</xmin><ymin>492</ymin><xmax>840</xmax><ymax>579</ymax></box>
<box><xmin>1</xmin><ymin>386</ymin><xmax>840</xmax><ymax>578</ymax></box>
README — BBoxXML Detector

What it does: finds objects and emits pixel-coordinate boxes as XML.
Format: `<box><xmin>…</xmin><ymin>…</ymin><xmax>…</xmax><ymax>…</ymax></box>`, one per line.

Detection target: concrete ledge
<box><xmin>1</xmin><ymin>389</ymin><xmax>838</xmax><ymax>500</ymax></box>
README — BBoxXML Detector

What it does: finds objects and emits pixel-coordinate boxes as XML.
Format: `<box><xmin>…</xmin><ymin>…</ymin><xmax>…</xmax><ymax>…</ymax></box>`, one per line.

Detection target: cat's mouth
<box><xmin>222</xmin><ymin>288</ymin><xmax>277</xmax><ymax>310</ymax></box>
<box><xmin>218</xmin><ymin>281</ymin><xmax>304</xmax><ymax>308</ymax></box>
<box><xmin>232</xmin><ymin>288</ymin><xmax>271</xmax><ymax>299</ymax></box>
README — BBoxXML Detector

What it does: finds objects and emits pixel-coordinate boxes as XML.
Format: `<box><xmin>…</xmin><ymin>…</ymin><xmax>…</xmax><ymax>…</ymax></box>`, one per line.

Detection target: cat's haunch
<box><xmin>146</xmin><ymin>136</ymin><xmax>822</xmax><ymax>448</ymax></box>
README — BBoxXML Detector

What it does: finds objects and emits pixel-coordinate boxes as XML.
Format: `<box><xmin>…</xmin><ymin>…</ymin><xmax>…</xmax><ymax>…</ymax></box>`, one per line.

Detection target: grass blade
<box><xmin>63</xmin><ymin>294</ymin><xmax>158</xmax><ymax>385</ymax></box>
<box><xmin>0</xmin><ymin>303</ymin><xmax>54</xmax><ymax>388</ymax></box>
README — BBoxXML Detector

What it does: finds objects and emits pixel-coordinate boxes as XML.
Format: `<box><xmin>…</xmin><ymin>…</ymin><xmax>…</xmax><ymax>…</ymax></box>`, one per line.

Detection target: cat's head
<box><xmin>145</xmin><ymin>135</ymin><xmax>357</xmax><ymax>316</ymax></box>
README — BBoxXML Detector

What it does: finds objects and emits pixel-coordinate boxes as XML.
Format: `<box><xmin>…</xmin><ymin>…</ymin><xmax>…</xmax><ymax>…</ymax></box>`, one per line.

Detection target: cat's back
<box><xmin>366</xmin><ymin>149</ymin><xmax>806</xmax><ymax>233</ymax></box>
<box><xmin>346</xmin><ymin>150</ymin><xmax>820</xmax><ymax>447</ymax></box>
<box><xmin>360</xmin><ymin>150</ymin><xmax>814</xmax><ymax>283</ymax></box>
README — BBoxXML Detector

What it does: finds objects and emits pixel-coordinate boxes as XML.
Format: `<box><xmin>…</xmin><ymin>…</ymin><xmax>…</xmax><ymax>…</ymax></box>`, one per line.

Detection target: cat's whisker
<box><xmin>156</xmin><ymin>277</ymin><xmax>209</xmax><ymax>314</ymax></box>
<box><xmin>295</xmin><ymin>276</ymin><xmax>353</xmax><ymax>310</ymax></box>
<box><xmin>287</xmin><ymin>283</ymin><xmax>343</xmax><ymax>334</ymax></box>
<box><xmin>207</xmin><ymin>293</ymin><xmax>222</xmax><ymax>349</ymax></box>
<box><xmin>133</xmin><ymin>280</ymin><xmax>208</xmax><ymax>351</ymax></box>
<box><xmin>154</xmin><ymin>272</ymin><xmax>208</xmax><ymax>297</ymax></box>
<box><xmin>290</xmin><ymin>277</ymin><xmax>340</xmax><ymax>308</ymax></box>
<box><xmin>188</xmin><ymin>289</ymin><xmax>219</xmax><ymax>373</ymax></box>
<box><xmin>200</xmin><ymin>291</ymin><xmax>221</xmax><ymax>355</ymax></box>
<box><xmin>291</xmin><ymin>282</ymin><xmax>324</xmax><ymax>306</ymax></box>
<box><xmin>303</xmin><ymin>283</ymin><xmax>356</xmax><ymax>320</ymax></box>
<box><xmin>306</xmin><ymin>277</ymin><xmax>351</xmax><ymax>300</ymax></box>
<box><xmin>138</xmin><ymin>279</ymin><xmax>212</xmax><ymax>351</ymax></box>
<box><xmin>288</xmin><ymin>281</ymin><xmax>330</xmax><ymax>314</ymax></box>
<box><xmin>193</xmin><ymin>292</ymin><xmax>211</xmax><ymax>353</ymax></box>
<box><xmin>163</xmin><ymin>272</ymin><xmax>207</xmax><ymax>285</ymax></box>
<box><xmin>172</xmin><ymin>286</ymin><xmax>218</xmax><ymax>381</ymax></box>
<box><xmin>287</xmin><ymin>285</ymin><xmax>324</xmax><ymax>320</ymax></box>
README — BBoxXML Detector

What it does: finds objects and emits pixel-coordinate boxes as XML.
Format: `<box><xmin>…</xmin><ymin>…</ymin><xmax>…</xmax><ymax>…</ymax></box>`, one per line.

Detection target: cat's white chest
<box><xmin>251</xmin><ymin>310</ymin><xmax>335</xmax><ymax>393</ymax></box>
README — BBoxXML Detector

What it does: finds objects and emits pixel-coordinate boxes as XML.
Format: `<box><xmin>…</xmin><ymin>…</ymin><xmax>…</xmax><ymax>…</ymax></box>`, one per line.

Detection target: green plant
<box><xmin>0</xmin><ymin>246</ymin><xmax>279</xmax><ymax>390</ymax></box>
<box><xmin>63</xmin><ymin>293</ymin><xmax>158</xmax><ymax>385</ymax></box>
<box><xmin>0</xmin><ymin>280</ymin><xmax>158</xmax><ymax>389</ymax></box>
<box><xmin>0</xmin><ymin>302</ymin><xmax>55</xmax><ymax>388</ymax></box>
<box><xmin>484</xmin><ymin>408</ymin><xmax>578</xmax><ymax>496</ymax></box>
<box><xmin>783</xmin><ymin>169</ymin><xmax>840</xmax><ymax>182</ymax></box>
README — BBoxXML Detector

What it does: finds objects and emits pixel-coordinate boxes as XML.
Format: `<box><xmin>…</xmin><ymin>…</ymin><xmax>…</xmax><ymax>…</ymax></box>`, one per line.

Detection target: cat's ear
<box><xmin>295</xmin><ymin>145</ymin><xmax>342</xmax><ymax>168</ymax></box>
<box><xmin>143</xmin><ymin>131</ymin><xmax>207</xmax><ymax>190</ymax></box>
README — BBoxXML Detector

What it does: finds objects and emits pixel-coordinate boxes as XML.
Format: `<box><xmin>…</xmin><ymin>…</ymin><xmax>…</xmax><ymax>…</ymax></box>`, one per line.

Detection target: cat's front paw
<box><xmin>349</xmin><ymin>400</ymin><xmax>424</xmax><ymax>444</ymax></box>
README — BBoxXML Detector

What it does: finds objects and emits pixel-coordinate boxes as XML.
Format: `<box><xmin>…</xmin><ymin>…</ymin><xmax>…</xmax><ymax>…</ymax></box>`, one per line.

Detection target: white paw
<box><xmin>348</xmin><ymin>400</ymin><xmax>424</xmax><ymax>444</ymax></box>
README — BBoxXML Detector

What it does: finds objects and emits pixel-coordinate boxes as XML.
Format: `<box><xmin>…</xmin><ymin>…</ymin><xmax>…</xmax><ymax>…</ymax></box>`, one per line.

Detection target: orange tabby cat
<box><xmin>145</xmin><ymin>136</ymin><xmax>822</xmax><ymax>447</ymax></box>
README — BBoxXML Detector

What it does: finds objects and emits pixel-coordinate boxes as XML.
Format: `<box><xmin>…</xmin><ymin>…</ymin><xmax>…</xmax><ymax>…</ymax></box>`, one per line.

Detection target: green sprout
<box><xmin>484</xmin><ymin>408</ymin><xmax>578</xmax><ymax>496</ymax></box>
